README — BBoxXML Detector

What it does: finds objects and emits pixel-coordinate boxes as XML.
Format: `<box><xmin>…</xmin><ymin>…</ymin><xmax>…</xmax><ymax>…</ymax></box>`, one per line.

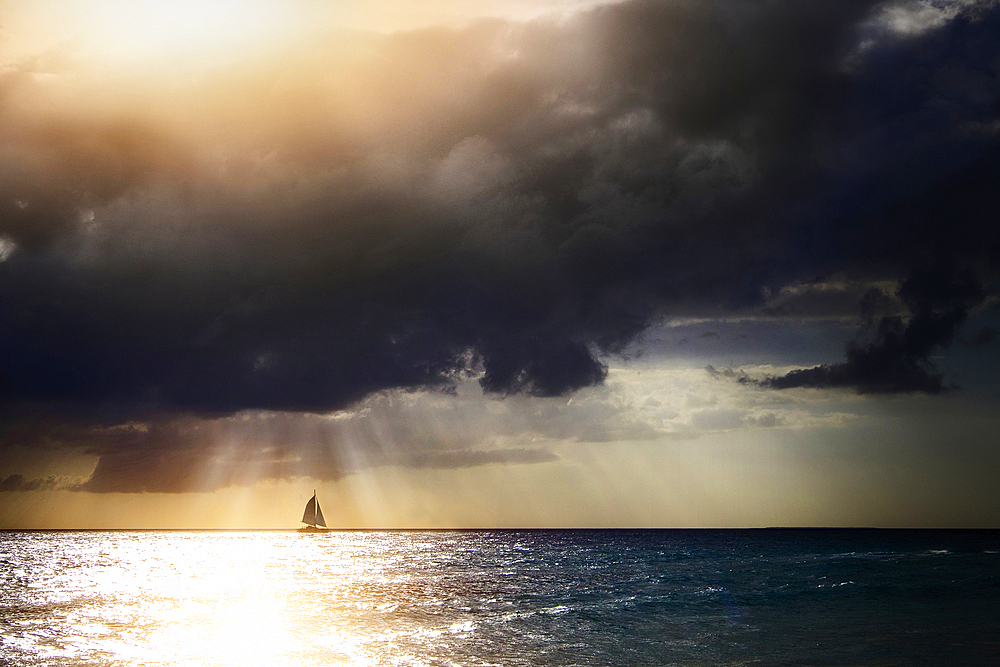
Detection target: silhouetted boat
<box><xmin>299</xmin><ymin>490</ymin><xmax>327</xmax><ymax>532</ymax></box>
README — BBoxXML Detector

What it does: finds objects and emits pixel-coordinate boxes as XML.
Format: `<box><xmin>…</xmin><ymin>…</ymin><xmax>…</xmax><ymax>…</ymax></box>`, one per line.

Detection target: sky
<box><xmin>1</xmin><ymin>0</ymin><xmax>999</xmax><ymax>528</ymax></box>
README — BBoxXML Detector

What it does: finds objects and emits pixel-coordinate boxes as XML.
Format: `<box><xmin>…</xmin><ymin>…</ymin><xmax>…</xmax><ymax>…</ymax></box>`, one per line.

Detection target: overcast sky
<box><xmin>1</xmin><ymin>0</ymin><xmax>998</xmax><ymax>528</ymax></box>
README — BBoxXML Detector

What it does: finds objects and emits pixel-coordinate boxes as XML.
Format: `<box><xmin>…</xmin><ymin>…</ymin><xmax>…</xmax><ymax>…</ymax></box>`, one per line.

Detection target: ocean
<box><xmin>1</xmin><ymin>529</ymin><xmax>997</xmax><ymax>666</ymax></box>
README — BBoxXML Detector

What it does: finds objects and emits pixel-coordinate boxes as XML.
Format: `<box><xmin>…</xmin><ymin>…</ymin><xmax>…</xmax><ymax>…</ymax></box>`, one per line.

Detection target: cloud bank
<box><xmin>1</xmin><ymin>0</ymin><xmax>999</xmax><ymax>491</ymax></box>
<box><xmin>758</xmin><ymin>263</ymin><xmax>986</xmax><ymax>393</ymax></box>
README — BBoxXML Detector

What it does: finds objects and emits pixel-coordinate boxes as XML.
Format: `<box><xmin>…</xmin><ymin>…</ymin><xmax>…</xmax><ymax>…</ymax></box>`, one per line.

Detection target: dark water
<box><xmin>1</xmin><ymin>529</ymin><xmax>997</xmax><ymax>666</ymax></box>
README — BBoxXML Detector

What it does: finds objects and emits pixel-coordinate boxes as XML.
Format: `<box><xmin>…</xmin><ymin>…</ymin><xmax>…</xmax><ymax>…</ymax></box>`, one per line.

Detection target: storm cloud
<box><xmin>0</xmin><ymin>473</ymin><xmax>73</xmax><ymax>492</ymax></box>
<box><xmin>759</xmin><ymin>263</ymin><xmax>986</xmax><ymax>393</ymax></box>
<box><xmin>2</xmin><ymin>0</ymin><xmax>999</xmax><ymax>492</ymax></box>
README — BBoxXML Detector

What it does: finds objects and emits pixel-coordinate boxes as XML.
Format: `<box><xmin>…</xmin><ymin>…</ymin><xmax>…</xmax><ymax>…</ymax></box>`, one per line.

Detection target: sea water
<box><xmin>1</xmin><ymin>529</ymin><xmax>997</xmax><ymax>666</ymax></box>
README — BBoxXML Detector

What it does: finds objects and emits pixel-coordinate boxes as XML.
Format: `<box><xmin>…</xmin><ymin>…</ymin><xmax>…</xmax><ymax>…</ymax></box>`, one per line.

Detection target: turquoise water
<box><xmin>1</xmin><ymin>530</ymin><xmax>998</xmax><ymax>665</ymax></box>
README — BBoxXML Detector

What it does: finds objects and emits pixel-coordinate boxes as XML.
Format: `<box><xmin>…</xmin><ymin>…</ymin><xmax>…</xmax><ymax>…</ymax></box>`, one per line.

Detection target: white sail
<box><xmin>314</xmin><ymin>499</ymin><xmax>327</xmax><ymax>527</ymax></box>
<box><xmin>301</xmin><ymin>494</ymin><xmax>317</xmax><ymax>525</ymax></box>
<box><xmin>300</xmin><ymin>491</ymin><xmax>328</xmax><ymax>529</ymax></box>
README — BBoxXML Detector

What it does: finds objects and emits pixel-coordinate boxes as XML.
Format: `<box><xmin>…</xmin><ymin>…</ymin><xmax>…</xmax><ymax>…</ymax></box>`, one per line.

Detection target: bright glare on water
<box><xmin>1</xmin><ymin>530</ymin><xmax>999</xmax><ymax>666</ymax></box>
<box><xmin>2</xmin><ymin>531</ymin><xmax>481</xmax><ymax>667</ymax></box>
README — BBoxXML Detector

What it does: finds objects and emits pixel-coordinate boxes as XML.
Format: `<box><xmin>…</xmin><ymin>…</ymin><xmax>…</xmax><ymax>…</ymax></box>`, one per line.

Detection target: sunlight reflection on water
<box><xmin>2</xmin><ymin>530</ymin><xmax>998</xmax><ymax>666</ymax></box>
<box><xmin>1</xmin><ymin>531</ymin><xmax>444</xmax><ymax>667</ymax></box>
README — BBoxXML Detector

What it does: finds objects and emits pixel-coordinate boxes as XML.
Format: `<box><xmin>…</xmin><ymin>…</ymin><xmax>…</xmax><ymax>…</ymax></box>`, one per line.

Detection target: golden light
<box><xmin>65</xmin><ymin>533</ymin><xmax>387</xmax><ymax>665</ymax></box>
<box><xmin>70</xmin><ymin>0</ymin><xmax>305</xmax><ymax>66</ymax></box>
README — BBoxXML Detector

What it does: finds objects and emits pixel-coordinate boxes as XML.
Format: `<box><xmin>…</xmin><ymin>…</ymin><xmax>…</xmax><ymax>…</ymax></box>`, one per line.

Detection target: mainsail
<box><xmin>301</xmin><ymin>491</ymin><xmax>327</xmax><ymax>528</ymax></box>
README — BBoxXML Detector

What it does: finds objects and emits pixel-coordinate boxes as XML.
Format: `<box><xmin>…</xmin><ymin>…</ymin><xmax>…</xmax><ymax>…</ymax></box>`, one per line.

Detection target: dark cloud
<box><xmin>0</xmin><ymin>473</ymin><xmax>72</xmax><ymax>492</ymax></box>
<box><xmin>77</xmin><ymin>444</ymin><xmax>342</xmax><ymax>494</ymax></box>
<box><xmin>0</xmin><ymin>66</ymin><xmax>187</xmax><ymax>249</ymax></box>
<box><xmin>1</xmin><ymin>474</ymin><xmax>34</xmax><ymax>491</ymax></box>
<box><xmin>967</xmin><ymin>325</ymin><xmax>998</xmax><ymax>347</ymax></box>
<box><xmin>0</xmin><ymin>397</ymin><xmax>565</xmax><ymax>492</ymax></box>
<box><xmin>478</xmin><ymin>338</ymin><xmax>607</xmax><ymax>396</ymax></box>
<box><xmin>758</xmin><ymin>263</ymin><xmax>986</xmax><ymax>393</ymax></box>
<box><xmin>1</xmin><ymin>0</ymin><xmax>999</xmax><ymax>489</ymax></box>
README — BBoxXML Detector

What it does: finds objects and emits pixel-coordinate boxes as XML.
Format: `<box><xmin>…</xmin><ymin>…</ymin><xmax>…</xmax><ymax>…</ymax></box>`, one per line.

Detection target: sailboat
<box><xmin>298</xmin><ymin>490</ymin><xmax>328</xmax><ymax>532</ymax></box>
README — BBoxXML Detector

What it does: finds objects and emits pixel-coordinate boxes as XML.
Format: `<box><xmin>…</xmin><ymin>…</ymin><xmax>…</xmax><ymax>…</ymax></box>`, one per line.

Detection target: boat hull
<box><xmin>297</xmin><ymin>525</ymin><xmax>328</xmax><ymax>533</ymax></box>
